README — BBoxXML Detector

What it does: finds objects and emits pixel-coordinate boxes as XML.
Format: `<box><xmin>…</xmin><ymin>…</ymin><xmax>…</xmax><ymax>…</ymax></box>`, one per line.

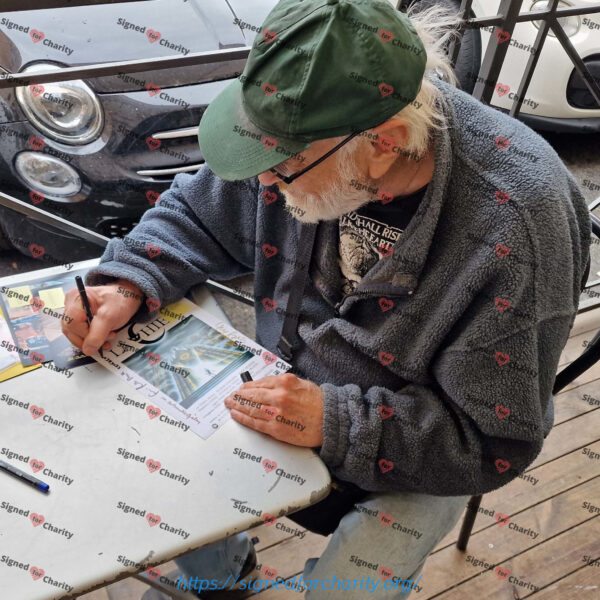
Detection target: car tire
<box><xmin>399</xmin><ymin>0</ymin><xmax>482</xmax><ymax>94</ymax></box>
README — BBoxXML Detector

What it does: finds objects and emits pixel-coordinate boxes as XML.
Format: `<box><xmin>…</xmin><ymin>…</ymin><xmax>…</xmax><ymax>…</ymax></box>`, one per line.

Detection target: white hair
<box><xmin>278</xmin><ymin>4</ymin><xmax>467</xmax><ymax>224</ymax></box>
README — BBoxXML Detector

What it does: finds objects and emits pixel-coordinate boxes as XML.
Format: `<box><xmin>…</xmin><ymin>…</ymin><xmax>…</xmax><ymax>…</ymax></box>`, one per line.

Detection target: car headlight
<box><xmin>531</xmin><ymin>1</ymin><xmax>581</xmax><ymax>37</ymax></box>
<box><xmin>15</xmin><ymin>152</ymin><xmax>81</xmax><ymax>198</ymax></box>
<box><xmin>15</xmin><ymin>62</ymin><xmax>103</xmax><ymax>145</ymax></box>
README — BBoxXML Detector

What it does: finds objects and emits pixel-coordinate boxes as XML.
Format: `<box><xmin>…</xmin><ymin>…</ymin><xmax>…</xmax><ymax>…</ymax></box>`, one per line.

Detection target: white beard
<box><xmin>278</xmin><ymin>149</ymin><xmax>379</xmax><ymax>224</ymax></box>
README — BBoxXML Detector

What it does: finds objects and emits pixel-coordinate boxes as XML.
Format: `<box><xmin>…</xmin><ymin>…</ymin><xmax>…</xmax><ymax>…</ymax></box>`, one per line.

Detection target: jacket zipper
<box><xmin>334</xmin><ymin>286</ymin><xmax>414</xmax><ymax>315</ymax></box>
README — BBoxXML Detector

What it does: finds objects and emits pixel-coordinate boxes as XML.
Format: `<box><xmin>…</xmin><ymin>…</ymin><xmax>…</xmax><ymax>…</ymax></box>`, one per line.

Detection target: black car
<box><xmin>0</xmin><ymin>0</ymin><xmax>280</xmax><ymax>260</ymax></box>
<box><xmin>0</xmin><ymin>0</ymin><xmax>478</xmax><ymax>263</ymax></box>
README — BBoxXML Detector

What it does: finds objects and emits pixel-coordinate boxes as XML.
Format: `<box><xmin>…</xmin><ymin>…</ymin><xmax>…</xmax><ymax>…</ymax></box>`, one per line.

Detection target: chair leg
<box><xmin>456</xmin><ymin>494</ymin><xmax>482</xmax><ymax>551</ymax></box>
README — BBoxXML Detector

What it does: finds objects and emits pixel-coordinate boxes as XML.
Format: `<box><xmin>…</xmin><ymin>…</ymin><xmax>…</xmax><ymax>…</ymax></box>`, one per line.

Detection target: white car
<box><xmin>471</xmin><ymin>0</ymin><xmax>600</xmax><ymax>132</ymax></box>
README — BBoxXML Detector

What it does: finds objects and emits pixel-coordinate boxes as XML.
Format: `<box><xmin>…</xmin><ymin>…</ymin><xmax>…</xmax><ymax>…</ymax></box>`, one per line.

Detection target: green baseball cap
<box><xmin>198</xmin><ymin>0</ymin><xmax>427</xmax><ymax>181</ymax></box>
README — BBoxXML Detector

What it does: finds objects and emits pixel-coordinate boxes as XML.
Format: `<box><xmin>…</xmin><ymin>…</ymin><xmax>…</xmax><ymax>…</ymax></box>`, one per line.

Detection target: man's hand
<box><xmin>223</xmin><ymin>373</ymin><xmax>324</xmax><ymax>447</ymax></box>
<box><xmin>62</xmin><ymin>279</ymin><xmax>144</xmax><ymax>355</ymax></box>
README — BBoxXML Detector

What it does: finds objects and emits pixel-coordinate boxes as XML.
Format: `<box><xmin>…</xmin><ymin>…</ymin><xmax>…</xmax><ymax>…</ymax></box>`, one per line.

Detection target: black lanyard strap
<box><xmin>276</xmin><ymin>222</ymin><xmax>318</xmax><ymax>362</ymax></box>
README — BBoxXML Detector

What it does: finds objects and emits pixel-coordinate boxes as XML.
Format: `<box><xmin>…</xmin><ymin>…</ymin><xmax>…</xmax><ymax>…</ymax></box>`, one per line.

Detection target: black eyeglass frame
<box><xmin>269</xmin><ymin>131</ymin><xmax>361</xmax><ymax>184</ymax></box>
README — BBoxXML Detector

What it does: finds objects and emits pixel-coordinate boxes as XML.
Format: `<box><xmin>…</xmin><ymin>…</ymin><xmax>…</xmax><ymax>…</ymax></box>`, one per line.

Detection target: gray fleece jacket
<box><xmin>86</xmin><ymin>79</ymin><xmax>591</xmax><ymax>496</ymax></box>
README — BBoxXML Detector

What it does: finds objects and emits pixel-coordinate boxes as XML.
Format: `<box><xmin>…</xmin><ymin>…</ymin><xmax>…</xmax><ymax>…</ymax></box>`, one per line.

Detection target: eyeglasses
<box><xmin>269</xmin><ymin>131</ymin><xmax>361</xmax><ymax>184</ymax></box>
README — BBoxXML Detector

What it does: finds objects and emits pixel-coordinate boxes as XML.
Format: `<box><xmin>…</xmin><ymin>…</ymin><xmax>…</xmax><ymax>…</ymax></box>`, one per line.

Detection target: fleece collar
<box><xmin>310</xmin><ymin>77</ymin><xmax>454</xmax><ymax>314</ymax></box>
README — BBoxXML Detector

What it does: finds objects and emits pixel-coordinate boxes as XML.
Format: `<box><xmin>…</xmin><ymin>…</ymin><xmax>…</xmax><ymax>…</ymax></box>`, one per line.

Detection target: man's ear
<box><xmin>367</xmin><ymin>119</ymin><xmax>410</xmax><ymax>180</ymax></box>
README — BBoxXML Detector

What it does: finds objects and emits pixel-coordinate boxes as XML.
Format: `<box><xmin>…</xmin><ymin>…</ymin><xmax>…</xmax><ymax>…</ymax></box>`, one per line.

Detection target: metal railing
<box><xmin>0</xmin><ymin>46</ymin><xmax>252</xmax><ymax>89</ymax></box>
<box><xmin>0</xmin><ymin>0</ymin><xmax>149</xmax><ymax>11</ymax></box>
<box><xmin>437</xmin><ymin>0</ymin><xmax>600</xmax><ymax>310</ymax></box>
<box><xmin>444</xmin><ymin>0</ymin><xmax>600</xmax><ymax>116</ymax></box>
<box><xmin>0</xmin><ymin>0</ymin><xmax>599</xmax><ymax>310</ymax></box>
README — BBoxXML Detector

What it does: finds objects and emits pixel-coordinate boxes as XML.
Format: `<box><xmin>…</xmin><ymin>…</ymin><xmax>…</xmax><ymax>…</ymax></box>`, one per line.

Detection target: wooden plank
<box><xmin>247</xmin><ymin>516</ymin><xmax>310</xmax><ymax>552</ymax></box>
<box><xmin>433</xmin><ymin>439</ymin><xmax>600</xmax><ymax>551</ymax></box>
<box><xmin>248</xmin><ymin>493</ymin><xmax>600</xmax><ymax>600</ymax></box>
<box><xmin>78</xmin><ymin>588</ymin><xmax>111</xmax><ymax>600</ymax></box>
<box><xmin>569</xmin><ymin>306</ymin><xmax>600</xmax><ymax>338</ymax></box>
<box><xmin>553</xmin><ymin>386</ymin><xmax>600</xmax><ymax>425</ymax></box>
<box><xmin>104</xmin><ymin>576</ymin><xmax>150</xmax><ymax>600</ymax></box>
<box><xmin>530</xmin><ymin>408</ymin><xmax>600</xmax><ymax>469</ymax></box>
<box><xmin>528</xmin><ymin>561</ymin><xmax>600</xmax><ymax>599</ymax></box>
<box><xmin>414</xmin><ymin>476</ymin><xmax>600</xmax><ymax>598</ymax></box>
<box><xmin>432</xmin><ymin>516</ymin><xmax>600</xmax><ymax>599</ymax></box>
<box><xmin>558</xmin><ymin>329</ymin><xmax>599</xmax><ymax>366</ymax></box>
<box><xmin>222</xmin><ymin>439</ymin><xmax>596</xmax><ymax>595</ymax></box>
<box><xmin>560</xmin><ymin>355</ymin><xmax>600</xmax><ymax>393</ymax></box>
<box><xmin>241</xmin><ymin>533</ymin><xmax>330</xmax><ymax>599</ymax></box>
<box><xmin>250</xmin><ymin>450</ymin><xmax>600</xmax><ymax>597</ymax></box>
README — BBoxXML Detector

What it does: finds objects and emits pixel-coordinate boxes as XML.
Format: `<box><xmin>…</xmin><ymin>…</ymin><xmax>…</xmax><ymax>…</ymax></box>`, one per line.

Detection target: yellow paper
<box><xmin>5</xmin><ymin>285</ymin><xmax>32</xmax><ymax>308</ymax></box>
<box><xmin>159</xmin><ymin>300</ymin><xmax>190</xmax><ymax>323</ymax></box>
<box><xmin>0</xmin><ymin>356</ymin><xmax>41</xmax><ymax>383</ymax></box>
<box><xmin>38</xmin><ymin>287</ymin><xmax>66</xmax><ymax>310</ymax></box>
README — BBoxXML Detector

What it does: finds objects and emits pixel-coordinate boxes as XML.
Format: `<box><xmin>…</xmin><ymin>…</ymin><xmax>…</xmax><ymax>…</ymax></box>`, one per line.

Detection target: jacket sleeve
<box><xmin>85</xmin><ymin>166</ymin><xmax>259</xmax><ymax>321</ymax></box>
<box><xmin>318</xmin><ymin>281</ymin><xmax>575</xmax><ymax>496</ymax></box>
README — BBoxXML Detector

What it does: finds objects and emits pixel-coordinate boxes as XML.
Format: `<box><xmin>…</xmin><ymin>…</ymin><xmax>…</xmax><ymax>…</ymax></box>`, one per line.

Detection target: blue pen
<box><xmin>0</xmin><ymin>459</ymin><xmax>50</xmax><ymax>493</ymax></box>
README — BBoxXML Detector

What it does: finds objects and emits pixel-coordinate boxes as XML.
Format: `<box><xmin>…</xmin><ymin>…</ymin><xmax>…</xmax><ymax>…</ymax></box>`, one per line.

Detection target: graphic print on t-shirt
<box><xmin>336</xmin><ymin>185</ymin><xmax>428</xmax><ymax>296</ymax></box>
<box><xmin>338</xmin><ymin>211</ymin><xmax>405</xmax><ymax>294</ymax></box>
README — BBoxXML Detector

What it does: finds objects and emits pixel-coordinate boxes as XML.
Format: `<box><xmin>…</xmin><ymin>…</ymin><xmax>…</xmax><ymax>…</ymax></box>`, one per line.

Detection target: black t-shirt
<box><xmin>338</xmin><ymin>184</ymin><xmax>428</xmax><ymax>295</ymax></box>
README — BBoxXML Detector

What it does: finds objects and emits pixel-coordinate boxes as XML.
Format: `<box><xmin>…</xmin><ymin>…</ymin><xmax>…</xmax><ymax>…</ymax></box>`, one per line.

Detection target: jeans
<box><xmin>174</xmin><ymin>490</ymin><xmax>469</xmax><ymax>598</ymax></box>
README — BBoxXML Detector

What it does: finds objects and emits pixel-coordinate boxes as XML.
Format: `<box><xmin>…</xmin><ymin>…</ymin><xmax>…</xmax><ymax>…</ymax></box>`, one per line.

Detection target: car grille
<box><xmin>136</xmin><ymin>125</ymin><xmax>205</xmax><ymax>178</ymax></box>
<box><xmin>99</xmin><ymin>218</ymin><xmax>140</xmax><ymax>238</ymax></box>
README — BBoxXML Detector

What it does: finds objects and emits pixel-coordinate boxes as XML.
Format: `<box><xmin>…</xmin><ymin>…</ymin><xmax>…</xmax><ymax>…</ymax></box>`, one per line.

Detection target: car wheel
<box><xmin>399</xmin><ymin>0</ymin><xmax>482</xmax><ymax>94</ymax></box>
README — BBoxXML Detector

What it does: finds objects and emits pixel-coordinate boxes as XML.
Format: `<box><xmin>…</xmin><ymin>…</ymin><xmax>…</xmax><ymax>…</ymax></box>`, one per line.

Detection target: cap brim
<box><xmin>198</xmin><ymin>78</ymin><xmax>311</xmax><ymax>181</ymax></box>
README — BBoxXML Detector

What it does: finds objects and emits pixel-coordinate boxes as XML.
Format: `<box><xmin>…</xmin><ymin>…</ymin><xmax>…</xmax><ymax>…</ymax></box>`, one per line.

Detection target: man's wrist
<box><xmin>112</xmin><ymin>278</ymin><xmax>144</xmax><ymax>303</ymax></box>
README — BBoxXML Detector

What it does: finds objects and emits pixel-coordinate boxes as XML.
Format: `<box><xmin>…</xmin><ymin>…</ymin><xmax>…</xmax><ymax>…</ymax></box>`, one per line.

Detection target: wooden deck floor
<box><xmin>81</xmin><ymin>305</ymin><xmax>600</xmax><ymax>600</ymax></box>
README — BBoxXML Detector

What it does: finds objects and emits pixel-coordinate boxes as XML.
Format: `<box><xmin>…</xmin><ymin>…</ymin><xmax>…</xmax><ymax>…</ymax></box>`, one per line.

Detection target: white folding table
<box><xmin>0</xmin><ymin>265</ymin><xmax>331</xmax><ymax>600</ymax></box>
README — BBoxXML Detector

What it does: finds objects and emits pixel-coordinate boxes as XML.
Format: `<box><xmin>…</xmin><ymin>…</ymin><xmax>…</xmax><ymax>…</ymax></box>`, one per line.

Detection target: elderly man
<box><xmin>62</xmin><ymin>0</ymin><xmax>590</xmax><ymax>597</ymax></box>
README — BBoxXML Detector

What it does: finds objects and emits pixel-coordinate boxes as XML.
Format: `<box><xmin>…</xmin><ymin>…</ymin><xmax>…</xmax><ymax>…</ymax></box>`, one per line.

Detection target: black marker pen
<box><xmin>75</xmin><ymin>275</ymin><xmax>104</xmax><ymax>357</ymax></box>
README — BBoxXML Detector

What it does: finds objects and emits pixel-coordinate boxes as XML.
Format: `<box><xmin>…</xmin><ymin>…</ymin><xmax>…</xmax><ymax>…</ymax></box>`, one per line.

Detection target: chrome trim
<box><xmin>136</xmin><ymin>163</ymin><xmax>204</xmax><ymax>176</ymax></box>
<box><xmin>137</xmin><ymin>125</ymin><xmax>203</xmax><ymax>176</ymax></box>
<box><xmin>0</xmin><ymin>189</ymin><xmax>109</xmax><ymax>248</ymax></box>
<box><xmin>151</xmin><ymin>127</ymin><xmax>199</xmax><ymax>140</ymax></box>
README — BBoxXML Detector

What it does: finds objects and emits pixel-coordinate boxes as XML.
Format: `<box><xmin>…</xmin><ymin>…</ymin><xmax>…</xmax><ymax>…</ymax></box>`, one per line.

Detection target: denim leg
<box><xmin>300</xmin><ymin>492</ymin><xmax>469</xmax><ymax>599</ymax></box>
<box><xmin>174</xmin><ymin>531</ymin><xmax>251</xmax><ymax>584</ymax></box>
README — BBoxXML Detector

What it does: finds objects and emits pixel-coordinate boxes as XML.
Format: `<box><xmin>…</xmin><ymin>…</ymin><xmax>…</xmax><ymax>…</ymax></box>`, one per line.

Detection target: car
<box><xmin>470</xmin><ymin>0</ymin><xmax>600</xmax><ymax>132</ymax></box>
<box><xmin>0</xmin><ymin>0</ymin><xmax>277</xmax><ymax>262</ymax></box>
<box><xmin>397</xmin><ymin>0</ymin><xmax>599</xmax><ymax>131</ymax></box>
